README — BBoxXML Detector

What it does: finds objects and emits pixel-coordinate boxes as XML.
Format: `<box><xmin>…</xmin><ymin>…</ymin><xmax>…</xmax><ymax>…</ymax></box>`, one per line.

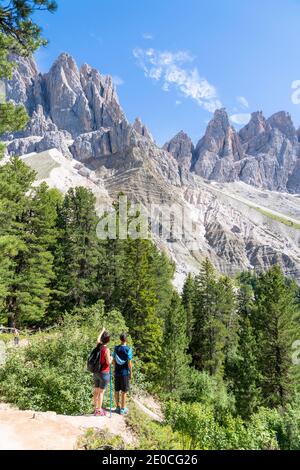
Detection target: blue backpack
<box><xmin>114</xmin><ymin>345</ymin><xmax>130</xmax><ymax>374</ymax></box>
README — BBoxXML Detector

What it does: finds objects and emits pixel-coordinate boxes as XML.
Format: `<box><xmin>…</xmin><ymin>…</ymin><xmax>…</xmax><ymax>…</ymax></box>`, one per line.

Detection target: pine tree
<box><xmin>227</xmin><ymin>276</ymin><xmax>262</xmax><ymax>417</ymax></box>
<box><xmin>218</xmin><ymin>275</ymin><xmax>239</xmax><ymax>365</ymax></box>
<box><xmin>0</xmin><ymin>1</ymin><xmax>57</xmax><ymax>49</ymax></box>
<box><xmin>122</xmin><ymin>238</ymin><xmax>164</xmax><ymax>378</ymax></box>
<box><xmin>52</xmin><ymin>187</ymin><xmax>99</xmax><ymax>313</ymax></box>
<box><xmin>0</xmin><ymin>159</ymin><xmax>58</xmax><ymax>326</ymax></box>
<box><xmin>95</xmin><ymin>196</ymin><xmax>130</xmax><ymax>311</ymax></box>
<box><xmin>233</xmin><ymin>316</ymin><xmax>262</xmax><ymax>418</ymax></box>
<box><xmin>160</xmin><ymin>292</ymin><xmax>191</xmax><ymax>397</ymax></box>
<box><xmin>96</xmin><ymin>195</ymin><xmax>175</xmax><ymax>378</ymax></box>
<box><xmin>149</xmin><ymin>249</ymin><xmax>175</xmax><ymax>321</ymax></box>
<box><xmin>95</xmin><ymin>236</ymin><xmax>125</xmax><ymax>310</ymax></box>
<box><xmin>191</xmin><ymin>259</ymin><xmax>237</xmax><ymax>381</ymax></box>
<box><xmin>182</xmin><ymin>273</ymin><xmax>195</xmax><ymax>344</ymax></box>
<box><xmin>253</xmin><ymin>266</ymin><xmax>300</xmax><ymax>408</ymax></box>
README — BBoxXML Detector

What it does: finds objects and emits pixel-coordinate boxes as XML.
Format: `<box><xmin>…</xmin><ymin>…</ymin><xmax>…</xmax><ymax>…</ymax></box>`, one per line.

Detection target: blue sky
<box><xmin>34</xmin><ymin>0</ymin><xmax>300</xmax><ymax>145</ymax></box>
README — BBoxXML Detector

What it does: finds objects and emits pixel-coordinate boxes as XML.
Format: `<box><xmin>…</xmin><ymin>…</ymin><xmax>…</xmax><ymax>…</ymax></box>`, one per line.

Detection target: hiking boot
<box><xmin>115</xmin><ymin>406</ymin><xmax>121</xmax><ymax>414</ymax></box>
<box><xmin>99</xmin><ymin>408</ymin><xmax>107</xmax><ymax>416</ymax></box>
<box><xmin>120</xmin><ymin>407</ymin><xmax>128</xmax><ymax>415</ymax></box>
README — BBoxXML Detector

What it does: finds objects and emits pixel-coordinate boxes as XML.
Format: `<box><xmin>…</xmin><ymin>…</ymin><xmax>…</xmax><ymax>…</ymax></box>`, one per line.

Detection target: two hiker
<box><xmin>93</xmin><ymin>328</ymin><xmax>132</xmax><ymax>416</ymax></box>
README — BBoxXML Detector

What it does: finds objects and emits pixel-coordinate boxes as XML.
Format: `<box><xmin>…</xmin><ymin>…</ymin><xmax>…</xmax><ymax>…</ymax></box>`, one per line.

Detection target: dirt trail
<box><xmin>0</xmin><ymin>403</ymin><xmax>132</xmax><ymax>450</ymax></box>
<box><xmin>132</xmin><ymin>396</ymin><xmax>163</xmax><ymax>422</ymax></box>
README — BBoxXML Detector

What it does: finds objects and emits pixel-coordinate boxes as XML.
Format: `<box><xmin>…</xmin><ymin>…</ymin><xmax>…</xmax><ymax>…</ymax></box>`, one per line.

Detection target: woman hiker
<box><xmin>93</xmin><ymin>327</ymin><xmax>112</xmax><ymax>416</ymax></box>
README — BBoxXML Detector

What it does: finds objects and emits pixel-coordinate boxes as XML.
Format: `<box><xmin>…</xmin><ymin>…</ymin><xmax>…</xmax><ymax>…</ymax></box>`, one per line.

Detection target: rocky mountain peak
<box><xmin>211</xmin><ymin>107</ymin><xmax>231</xmax><ymax>128</ymax></box>
<box><xmin>3</xmin><ymin>52</ymin><xmax>127</xmax><ymax>157</ymax></box>
<box><xmin>2</xmin><ymin>53</ymin><xmax>300</xmax><ymax>195</ymax></box>
<box><xmin>192</xmin><ymin>108</ymin><xmax>244</xmax><ymax>181</ymax></box>
<box><xmin>267</xmin><ymin>111</ymin><xmax>297</xmax><ymax>140</ymax></box>
<box><xmin>44</xmin><ymin>53</ymin><xmax>92</xmax><ymax>136</ymax></box>
<box><xmin>5</xmin><ymin>54</ymin><xmax>39</xmax><ymax>110</ymax></box>
<box><xmin>198</xmin><ymin>108</ymin><xmax>242</xmax><ymax>156</ymax></box>
<box><xmin>163</xmin><ymin>130</ymin><xmax>194</xmax><ymax>170</ymax></box>
<box><xmin>133</xmin><ymin>117</ymin><xmax>154</xmax><ymax>141</ymax></box>
<box><xmin>239</xmin><ymin>111</ymin><xmax>269</xmax><ymax>143</ymax></box>
<box><xmin>52</xmin><ymin>52</ymin><xmax>78</xmax><ymax>72</ymax></box>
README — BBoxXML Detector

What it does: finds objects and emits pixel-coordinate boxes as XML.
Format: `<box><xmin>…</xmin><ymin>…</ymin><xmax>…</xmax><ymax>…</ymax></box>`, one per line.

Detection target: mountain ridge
<box><xmin>2</xmin><ymin>52</ymin><xmax>300</xmax><ymax>286</ymax></box>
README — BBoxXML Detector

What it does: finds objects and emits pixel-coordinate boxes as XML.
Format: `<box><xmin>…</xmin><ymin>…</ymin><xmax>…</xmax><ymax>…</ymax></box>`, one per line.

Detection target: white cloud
<box><xmin>142</xmin><ymin>33</ymin><xmax>153</xmax><ymax>40</ymax></box>
<box><xmin>133</xmin><ymin>47</ymin><xmax>221</xmax><ymax>112</ymax></box>
<box><xmin>112</xmin><ymin>76</ymin><xmax>124</xmax><ymax>86</ymax></box>
<box><xmin>230</xmin><ymin>113</ymin><xmax>251</xmax><ymax>126</ymax></box>
<box><xmin>89</xmin><ymin>32</ymin><xmax>103</xmax><ymax>44</ymax></box>
<box><xmin>175</xmin><ymin>100</ymin><xmax>182</xmax><ymax>106</ymax></box>
<box><xmin>236</xmin><ymin>96</ymin><xmax>249</xmax><ymax>109</ymax></box>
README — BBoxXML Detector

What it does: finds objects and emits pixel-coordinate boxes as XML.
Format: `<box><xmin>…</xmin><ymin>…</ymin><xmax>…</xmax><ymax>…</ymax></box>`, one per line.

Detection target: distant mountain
<box><xmin>165</xmin><ymin>108</ymin><xmax>300</xmax><ymax>193</ymax></box>
<box><xmin>2</xmin><ymin>53</ymin><xmax>300</xmax><ymax>286</ymax></box>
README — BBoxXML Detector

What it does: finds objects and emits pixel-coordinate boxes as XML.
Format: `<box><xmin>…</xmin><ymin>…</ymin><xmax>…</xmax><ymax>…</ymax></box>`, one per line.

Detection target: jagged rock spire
<box><xmin>163</xmin><ymin>130</ymin><xmax>194</xmax><ymax>170</ymax></box>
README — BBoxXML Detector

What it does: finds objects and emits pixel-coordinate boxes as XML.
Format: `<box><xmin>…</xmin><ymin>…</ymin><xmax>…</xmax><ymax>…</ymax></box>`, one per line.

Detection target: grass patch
<box><xmin>254</xmin><ymin>207</ymin><xmax>300</xmax><ymax>230</ymax></box>
<box><xmin>0</xmin><ymin>333</ymin><xmax>27</xmax><ymax>343</ymax></box>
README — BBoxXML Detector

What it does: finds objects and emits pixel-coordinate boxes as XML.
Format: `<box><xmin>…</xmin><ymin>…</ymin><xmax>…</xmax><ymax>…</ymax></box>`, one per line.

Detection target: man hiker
<box><xmin>93</xmin><ymin>327</ymin><xmax>112</xmax><ymax>416</ymax></box>
<box><xmin>113</xmin><ymin>333</ymin><xmax>133</xmax><ymax>415</ymax></box>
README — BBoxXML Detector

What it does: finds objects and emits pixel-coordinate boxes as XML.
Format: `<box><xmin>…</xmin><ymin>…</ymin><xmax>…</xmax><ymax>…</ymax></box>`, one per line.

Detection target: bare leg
<box><xmin>99</xmin><ymin>388</ymin><xmax>105</xmax><ymax>410</ymax></box>
<box><xmin>94</xmin><ymin>388</ymin><xmax>100</xmax><ymax>410</ymax></box>
<box><xmin>115</xmin><ymin>391</ymin><xmax>120</xmax><ymax>408</ymax></box>
<box><xmin>121</xmin><ymin>392</ymin><xmax>127</xmax><ymax>409</ymax></box>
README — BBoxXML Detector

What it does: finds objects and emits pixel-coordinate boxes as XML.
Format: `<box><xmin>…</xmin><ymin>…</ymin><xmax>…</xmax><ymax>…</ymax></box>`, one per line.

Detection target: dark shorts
<box><xmin>114</xmin><ymin>375</ymin><xmax>130</xmax><ymax>393</ymax></box>
<box><xmin>93</xmin><ymin>372</ymin><xmax>110</xmax><ymax>389</ymax></box>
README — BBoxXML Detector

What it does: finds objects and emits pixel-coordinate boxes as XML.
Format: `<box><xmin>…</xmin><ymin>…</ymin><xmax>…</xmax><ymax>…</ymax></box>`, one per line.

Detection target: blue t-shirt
<box><xmin>113</xmin><ymin>345</ymin><xmax>133</xmax><ymax>376</ymax></box>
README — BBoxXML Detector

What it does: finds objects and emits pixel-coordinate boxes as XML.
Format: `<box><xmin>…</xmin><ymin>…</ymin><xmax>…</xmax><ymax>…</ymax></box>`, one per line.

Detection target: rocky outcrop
<box><xmin>44</xmin><ymin>53</ymin><xmax>93</xmax><ymax>136</ymax></box>
<box><xmin>237</xmin><ymin>111</ymin><xmax>299</xmax><ymax>191</ymax></box>
<box><xmin>288</xmin><ymin>159</ymin><xmax>300</xmax><ymax>193</ymax></box>
<box><xmin>3</xmin><ymin>53</ymin><xmax>126</xmax><ymax>157</ymax></box>
<box><xmin>163</xmin><ymin>131</ymin><xmax>194</xmax><ymax>171</ymax></box>
<box><xmin>70</xmin><ymin>122</ymin><xmax>131</xmax><ymax>162</ymax></box>
<box><xmin>239</xmin><ymin>111</ymin><xmax>270</xmax><ymax>147</ymax></box>
<box><xmin>133</xmin><ymin>117</ymin><xmax>154</xmax><ymax>142</ymax></box>
<box><xmin>193</xmin><ymin>108</ymin><xmax>244</xmax><ymax>182</ymax></box>
<box><xmin>5</xmin><ymin>55</ymin><xmax>41</xmax><ymax>112</ymax></box>
<box><xmin>191</xmin><ymin>108</ymin><xmax>300</xmax><ymax>192</ymax></box>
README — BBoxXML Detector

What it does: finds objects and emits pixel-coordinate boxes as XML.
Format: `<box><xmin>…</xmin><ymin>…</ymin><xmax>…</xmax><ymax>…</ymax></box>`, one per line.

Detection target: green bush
<box><xmin>78</xmin><ymin>428</ymin><xmax>126</xmax><ymax>450</ymax></box>
<box><xmin>0</xmin><ymin>333</ymin><xmax>26</xmax><ymax>343</ymax></box>
<box><xmin>164</xmin><ymin>401</ymin><xmax>280</xmax><ymax>450</ymax></box>
<box><xmin>165</xmin><ymin>401</ymin><xmax>222</xmax><ymax>450</ymax></box>
<box><xmin>126</xmin><ymin>402</ymin><xmax>182</xmax><ymax>450</ymax></box>
<box><xmin>181</xmin><ymin>369</ymin><xmax>236</xmax><ymax>414</ymax></box>
<box><xmin>279</xmin><ymin>405</ymin><xmax>300</xmax><ymax>450</ymax></box>
<box><xmin>248</xmin><ymin>405</ymin><xmax>300</xmax><ymax>450</ymax></box>
<box><xmin>0</xmin><ymin>302</ymin><xmax>129</xmax><ymax>415</ymax></box>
